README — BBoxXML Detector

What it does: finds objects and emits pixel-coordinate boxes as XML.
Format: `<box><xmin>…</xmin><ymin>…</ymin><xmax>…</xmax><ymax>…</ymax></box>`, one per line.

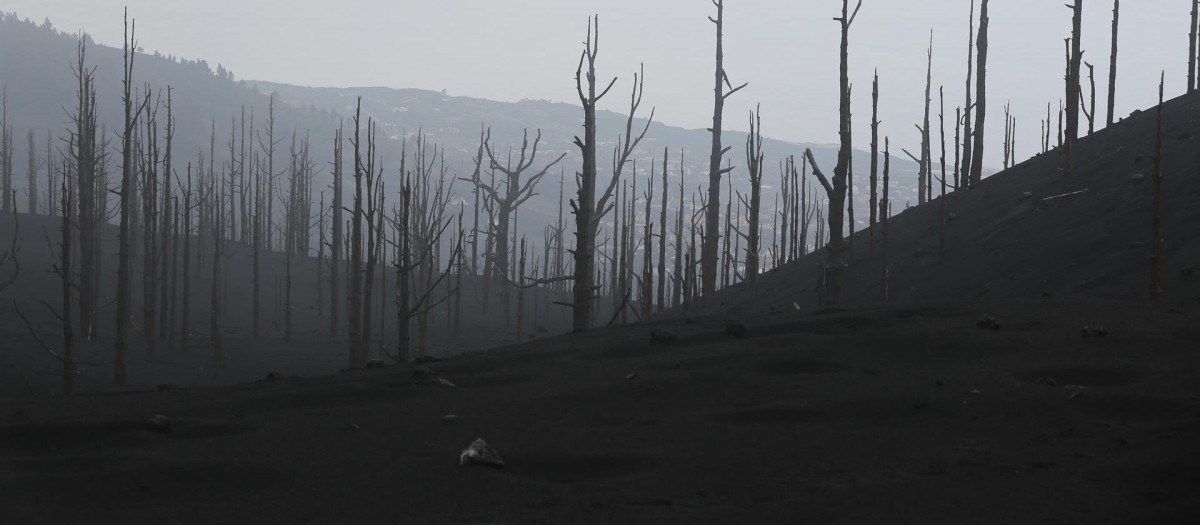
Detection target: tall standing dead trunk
<box><xmin>1150</xmin><ymin>72</ymin><xmax>1164</xmax><ymax>300</ymax></box>
<box><xmin>570</xmin><ymin>16</ymin><xmax>612</xmax><ymax>332</ymax></box>
<box><xmin>805</xmin><ymin>0</ymin><xmax>861</xmax><ymax>306</ymax></box>
<box><xmin>25</xmin><ymin>131</ymin><xmax>37</xmax><ymax>215</ymax></box>
<box><xmin>330</xmin><ymin>125</ymin><xmax>343</xmax><ymax>335</ymax></box>
<box><xmin>71</xmin><ymin>37</ymin><xmax>99</xmax><ymax>342</ymax></box>
<box><xmin>657</xmin><ymin>150</ymin><xmax>668</xmax><ymax>314</ymax></box>
<box><xmin>348</xmin><ymin>100</ymin><xmax>366</xmax><ymax>367</ymax></box>
<box><xmin>115</xmin><ymin>10</ymin><xmax>141</xmax><ymax>385</ymax></box>
<box><xmin>158</xmin><ymin>89</ymin><xmax>174</xmax><ymax>340</ymax></box>
<box><xmin>1064</xmin><ymin>1</ymin><xmax>1083</xmax><ymax>183</ymax></box>
<box><xmin>938</xmin><ymin>87</ymin><xmax>948</xmax><ymax>249</ymax></box>
<box><xmin>881</xmin><ymin>138</ymin><xmax>890</xmax><ymax>300</ymax></box>
<box><xmin>968</xmin><ymin>0</ymin><xmax>989</xmax><ymax>186</ymax></box>
<box><xmin>919</xmin><ymin>32</ymin><xmax>933</xmax><ymax>205</ymax></box>
<box><xmin>1190</xmin><ymin>0</ymin><xmax>1198</xmax><ymax>93</ymax></box>
<box><xmin>210</xmin><ymin>172</ymin><xmax>222</xmax><ymax>367</ymax></box>
<box><xmin>1106</xmin><ymin>0</ymin><xmax>1119</xmax><ymax>127</ymax></box>
<box><xmin>673</xmin><ymin>164</ymin><xmax>684</xmax><ymax>309</ymax></box>
<box><xmin>182</xmin><ymin>165</ymin><xmax>191</xmax><ymax>346</ymax></box>
<box><xmin>961</xmin><ymin>0</ymin><xmax>976</xmax><ymax>188</ymax></box>
<box><xmin>869</xmin><ymin>71</ymin><xmax>879</xmax><ymax>256</ymax></box>
<box><xmin>702</xmin><ymin>0</ymin><xmax>748</xmax><ymax>301</ymax></box>
<box><xmin>743</xmin><ymin>105</ymin><xmax>763</xmax><ymax>290</ymax></box>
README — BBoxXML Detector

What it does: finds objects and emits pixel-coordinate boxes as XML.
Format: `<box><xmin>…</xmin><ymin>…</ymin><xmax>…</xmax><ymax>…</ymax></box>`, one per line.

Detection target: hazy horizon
<box><xmin>2</xmin><ymin>0</ymin><xmax>1190</xmax><ymax>167</ymax></box>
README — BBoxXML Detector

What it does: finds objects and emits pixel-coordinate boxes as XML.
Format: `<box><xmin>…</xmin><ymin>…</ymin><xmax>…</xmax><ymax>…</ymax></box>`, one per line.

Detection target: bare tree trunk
<box><xmin>115</xmin><ymin>11</ymin><xmax>140</xmax><ymax>385</ymax></box>
<box><xmin>71</xmin><ymin>37</ymin><xmax>99</xmax><ymax>342</ymax></box>
<box><xmin>673</xmin><ymin>166</ymin><xmax>684</xmax><ymax>308</ymax></box>
<box><xmin>61</xmin><ymin>180</ymin><xmax>75</xmax><ymax>393</ymax></box>
<box><xmin>167</xmin><ymin>196</ymin><xmax>178</xmax><ymax>352</ymax></box>
<box><xmin>1064</xmin><ymin>1</ymin><xmax>1083</xmax><ymax>183</ymax></box>
<box><xmin>1107</xmin><ymin>0</ymin><xmax>1119</xmax><ymax>127</ymax></box>
<box><xmin>210</xmin><ymin>173</ymin><xmax>222</xmax><ymax>368</ymax></box>
<box><xmin>26</xmin><ymin>131</ymin><xmax>37</xmax><ymax>215</ymax></box>
<box><xmin>703</xmin><ymin>0</ymin><xmax>747</xmax><ymax>301</ymax></box>
<box><xmin>968</xmin><ymin>0</ymin><xmax>989</xmax><ymax>186</ymax></box>
<box><xmin>182</xmin><ymin>165</ymin><xmax>191</xmax><ymax>346</ymax></box>
<box><xmin>882</xmin><ymin>138</ymin><xmax>890</xmax><ymax>301</ymax></box>
<box><xmin>805</xmin><ymin>0</ymin><xmax>861</xmax><ymax>306</ymax></box>
<box><xmin>1150</xmin><ymin>72</ymin><xmax>1164</xmax><ymax>300</ymax></box>
<box><xmin>744</xmin><ymin>105</ymin><xmax>763</xmax><ymax>290</ymax></box>
<box><xmin>919</xmin><ymin>32</ymin><xmax>933</xmax><ymax>205</ymax></box>
<box><xmin>1191</xmin><ymin>0</ymin><xmax>1198</xmax><ymax>93</ymax></box>
<box><xmin>158</xmin><ymin>90</ymin><xmax>173</xmax><ymax>339</ymax></box>
<box><xmin>330</xmin><ymin>125</ymin><xmax>342</xmax><ymax>335</ymax></box>
<box><xmin>961</xmin><ymin>0</ymin><xmax>976</xmax><ymax>188</ymax></box>
<box><xmin>657</xmin><ymin>150</ymin><xmax>668</xmax><ymax>314</ymax></box>
<box><xmin>348</xmin><ymin>100</ymin><xmax>366</xmax><ymax>367</ymax></box>
<box><xmin>939</xmin><ymin>87</ymin><xmax>948</xmax><ymax>249</ymax></box>
<box><xmin>869</xmin><ymin>72</ymin><xmax>879</xmax><ymax>256</ymax></box>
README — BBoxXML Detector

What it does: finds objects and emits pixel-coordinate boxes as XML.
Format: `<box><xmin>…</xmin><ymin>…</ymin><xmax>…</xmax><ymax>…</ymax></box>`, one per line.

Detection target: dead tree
<box><xmin>0</xmin><ymin>202</ymin><xmax>17</xmax><ymax>292</ymax></box>
<box><xmin>702</xmin><ymin>0</ymin><xmax>749</xmax><ymax>300</ymax></box>
<box><xmin>470</xmin><ymin>128</ymin><xmax>566</xmax><ymax>298</ymax></box>
<box><xmin>657</xmin><ymin>150</ymin><xmax>668</xmax><ymax>314</ymax></box>
<box><xmin>1106</xmin><ymin>0</ymin><xmax>1119</xmax><ymax>127</ymax></box>
<box><xmin>182</xmin><ymin>165</ymin><xmax>192</xmax><ymax>345</ymax></box>
<box><xmin>673</xmin><ymin>161</ymin><xmax>684</xmax><ymax>308</ymax></box>
<box><xmin>961</xmin><ymin>0</ymin><xmax>976</xmax><ymax>188</ymax></box>
<box><xmin>938</xmin><ymin>87</ymin><xmax>948</xmax><ymax>249</ymax></box>
<box><xmin>1191</xmin><ymin>0</ymin><xmax>1198</xmax><ymax>93</ymax></box>
<box><xmin>881</xmin><ymin>137</ymin><xmax>890</xmax><ymax>300</ymax></box>
<box><xmin>158</xmin><ymin>90</ymin><xmax>174</xmax><ymax>340</ymax></box>
<box><xmin>571</xmin><ymin>19</ymin><xmax>653</xmax><ymax>331</ymax></box>
<box><xmin>741</xmin><ymin>105</ymin><xmax>764</xmax><ymax>289</ymax></box>
<box><xmin>804</xmin><ymin>0</ymin><xmax>862</xmax><ymax>306</ymax></box>
<box><xmin>570</xmin><ymin>16</ymin><xmax>614</xmax><ymax>332</ymax></box>
<box><xmin>869</xmin><ymin>71</ymin><xmax>879</xmax><ymax>256</ymax></box>
<box><xmin>116</xmin><ymin>11</ymin><xmax>145</xmax><ymax>385</ymax></box>
<box><xmin>141</xmin><ymin>93</ymin><xmax>160</xmax><ymax>357</ymax></box>
<box><xmin>1082</xmin><ymin>62</ymin><xmax>1096</xmax><ymax>134</ymax></box>
<box><xmin>329</xmin><ymin>124</ymin><xmax>343</xmax><ymax>335</ymax></box>
<box><xmin>0</xmin><ymin>91</ymin><xmax>11</xmax><ymax>214</ymax></box>
<box><xmin>1002</xmin><ymin>102</ymin><xmax>1012</xmax><ymax>169</ymax></box>
<box><xmin>1150</xmin><ymin>72</ymin><xmax>1164</xmax><ymax>300</ymax></box>
<box><xmin>641</xmin><ymin>164</ymin><xmax>655</xmax><ymax>318</ymax></box>
<box><xmin>25</xmin><ymin>131</ymin><xmax>38</xmax><ymax>215</ymax></box>
<box><xmin>348</xmin><ymin>100</ymin><xmax>366</xmax><ymax>366</ymax></box>
<box><xmin>69</xmin><ymin>36</ymin><xmax>101</xmax><ymax>341</ymax></box>
<box><xmin>918</xmin><ymin>32</ymin><xmax>932</xmax><ymax>205</ymax></box>
<box><xmin>209</xmin><ymin>167</ymin><xmax>223</xmax><ymax>367</ymax></box>
<box><xmin>968</xmin><ymin>0</ymin><xmax>989</xmax><ymax>186</ymax></box>
<box><xmin>1064</xmin><ymin>1</ymin><xmax>1082</xmax><ymax>183</ymax></box>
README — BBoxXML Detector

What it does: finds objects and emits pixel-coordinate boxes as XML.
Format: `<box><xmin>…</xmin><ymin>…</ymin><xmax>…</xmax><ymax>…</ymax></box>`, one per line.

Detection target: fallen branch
<box><xmin>1041</xmin><ymin>188</ymin><xmax>1089</xmax><ymax>202</ymax></box>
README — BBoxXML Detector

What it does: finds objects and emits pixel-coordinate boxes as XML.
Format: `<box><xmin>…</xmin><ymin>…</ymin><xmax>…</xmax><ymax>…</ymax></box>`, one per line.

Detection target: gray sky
<box><xmin>4</xmin><ymin>0</ymin><xmax>1189</xmax><ymax>167</ymax></box>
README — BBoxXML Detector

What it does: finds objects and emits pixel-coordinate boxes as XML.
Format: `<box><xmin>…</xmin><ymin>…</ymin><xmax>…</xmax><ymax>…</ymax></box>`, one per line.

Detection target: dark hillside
<box><xmin>706</xmin><ymin>88</ymin><xmax>1200</xmax><ymax>316</ymax></box>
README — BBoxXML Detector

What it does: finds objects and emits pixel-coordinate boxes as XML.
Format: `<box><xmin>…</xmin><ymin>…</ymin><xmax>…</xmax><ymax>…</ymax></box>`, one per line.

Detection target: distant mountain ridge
<box><xmin>0</xmin><ymin>12</ymin><xmax>919</xmax><ymax>239</ymax></box>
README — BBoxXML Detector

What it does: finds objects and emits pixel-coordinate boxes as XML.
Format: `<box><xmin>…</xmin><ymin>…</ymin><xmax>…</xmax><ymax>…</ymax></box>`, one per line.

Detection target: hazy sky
<box><xmin>4</xmin><ymin>1</ymin><xmax>1190</xmax><ymax>167</ymax></box>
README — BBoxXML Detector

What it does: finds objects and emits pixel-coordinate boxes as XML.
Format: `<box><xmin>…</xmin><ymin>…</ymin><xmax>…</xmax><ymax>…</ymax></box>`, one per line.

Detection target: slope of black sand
<box><xmin>0</xmin><ymin>298</ymin><xmax>1197</xmax><ymax>523</ymax></box>
<box><xmin>706</xmin><ymin>89</ymin><xmax>1200</xmax><ymax>316</ymax></box>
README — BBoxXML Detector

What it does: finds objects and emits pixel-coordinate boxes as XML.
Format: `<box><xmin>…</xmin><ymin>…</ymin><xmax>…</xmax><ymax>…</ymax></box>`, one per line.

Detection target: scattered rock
<box><xmin>977</xmin><ymin>315</ymin><xmax>1001</xmax><ymax>331</ymax></box>
<box><xmin>435</xmin><ymin>377</ymin><xmax>459</xmax><ymax>389</ymax></box>
<box><xmin>624</xmin><ymin>372</ymin><xmax>640</xmax><ymax>381</ymax></box>
<box><xmin>366</xmin><ymin>359</ymin><xmax>387</xmax><ymax>369</ymax></box>
<box><xmin>459</xmin><ymin>438</ymin><xmax>504</xmax><ymax>468</ymax></box>
<box><xmin>1080</xmin><ymin>326</ymin><xmax>1109</xmax><ymax>338</ymax></box>
<box><xmin>156</xmin><ymin>383</ymin><xmax>181</xmax><ymax>392</ymax></box>
<box><xmin>724</xmin><ymin>320</ymin><xmax>747</xmax><ymax>338</ymax></box>
<box><xmin>348</xmin><ymin>423</ymin><xmax>361</xmax><ymax>431</ymax></box>
<box><xmin>146</xmin><ymin>415</ymin><xmax>172</xmax><ymax>433</ymax></box>
<box><xmin>649</xmin><ymin>328</ymin><xmax>678</xmax><ymax>345</ymax></box>
<box><xmin>412</xmin><ymin>366</ymin><xmax>435</xmax><ymax>378</ymax></box>
<box><xmin>442</xmin><ymin>414</ymin><xmax>459</xmax><ymax>423</ymax></box>
<box><xmin>1132</xmin><ymin>172</ymin><xmax>1146</xmax><ymax>183</ymax></box>
<box><xmin>1022</xmin><ymin>191</ymin><xmax>1033</xmax><ymax>199</ymax></box>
